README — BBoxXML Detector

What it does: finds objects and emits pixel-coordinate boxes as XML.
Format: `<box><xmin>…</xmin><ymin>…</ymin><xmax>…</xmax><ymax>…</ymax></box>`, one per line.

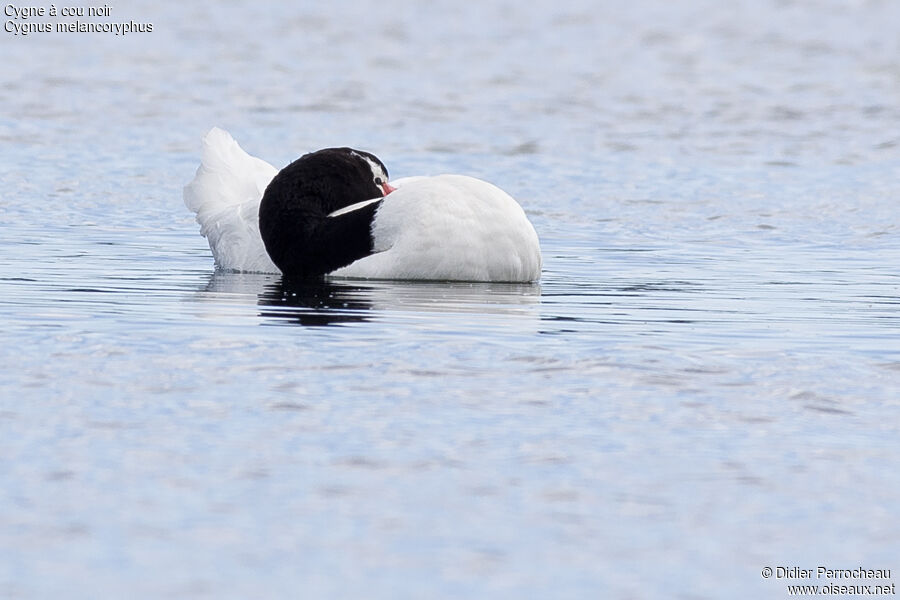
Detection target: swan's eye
<box><xmin>374</xmin><ymin>177</ymin><xmax>384</xmax><ymax>186</ymax></box>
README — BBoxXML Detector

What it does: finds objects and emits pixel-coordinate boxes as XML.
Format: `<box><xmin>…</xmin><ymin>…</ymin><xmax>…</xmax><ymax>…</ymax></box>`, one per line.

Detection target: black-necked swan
<box><xmin>184</xmin><ymin>128</ymin><xmax>542</xmax><ymax>282</ymax></box>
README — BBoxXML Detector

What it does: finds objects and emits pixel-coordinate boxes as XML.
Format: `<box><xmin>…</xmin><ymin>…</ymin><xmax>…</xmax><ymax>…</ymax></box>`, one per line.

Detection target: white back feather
<box><xmin>183</xmin><ymin>128</ymin><xmax>280</xmax><ymax>273</ymax></box>
<box><xmin>331</xmin><ymin>175</ymin><xmax>542</xmax><ymax>282</ymax></box>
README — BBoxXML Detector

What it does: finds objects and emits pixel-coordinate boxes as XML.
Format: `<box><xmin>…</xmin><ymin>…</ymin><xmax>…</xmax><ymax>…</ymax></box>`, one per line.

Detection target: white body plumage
<box><xmin>184</xmin><ymin>128</ymin><xmax>542</xmax><ymax>282</ymax></box>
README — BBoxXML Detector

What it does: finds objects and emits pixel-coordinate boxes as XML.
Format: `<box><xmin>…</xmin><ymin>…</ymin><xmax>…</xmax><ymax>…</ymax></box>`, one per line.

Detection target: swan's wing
<box><xmin>331</xmin><ymin>175</ymin><xmax>542</xmax><ymax>282</ymax></box>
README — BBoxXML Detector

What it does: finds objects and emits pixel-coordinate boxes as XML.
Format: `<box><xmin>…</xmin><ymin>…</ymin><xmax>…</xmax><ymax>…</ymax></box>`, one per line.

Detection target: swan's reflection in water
<box><xmin>197</xmin><ymin>272</ymin><xmax>542</xmax><ymax>327</ymax></box>
<box><xmin>261</xmin><ymin>278</ymin><xmax>543</xmax><ymax>327</ymax></box>
<box><xmin>258</xmin><ymin>279</ymin><xmax>376</xmax><ymax>326</ymax></box>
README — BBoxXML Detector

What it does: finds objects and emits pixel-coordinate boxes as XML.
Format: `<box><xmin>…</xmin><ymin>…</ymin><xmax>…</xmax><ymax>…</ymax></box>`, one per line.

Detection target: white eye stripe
<box><xmin>355</xmin><ymin>154</ymin><xmax>388</xmax><ymax>184</ymax></box>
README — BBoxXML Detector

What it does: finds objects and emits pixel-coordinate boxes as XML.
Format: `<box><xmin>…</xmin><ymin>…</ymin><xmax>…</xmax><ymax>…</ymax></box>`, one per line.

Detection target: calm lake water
<box><xmin>2</xmin><ymin>1</ymin><xmax>900</xmax><ymax>598</ymax></box>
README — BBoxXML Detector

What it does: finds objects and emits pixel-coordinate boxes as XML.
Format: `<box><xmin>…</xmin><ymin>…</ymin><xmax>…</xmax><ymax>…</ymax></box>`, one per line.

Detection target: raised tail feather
<box><xmin>183</xmin><ymin>127</ymin><xmax>280</xmax><ymax>273</ymax></box>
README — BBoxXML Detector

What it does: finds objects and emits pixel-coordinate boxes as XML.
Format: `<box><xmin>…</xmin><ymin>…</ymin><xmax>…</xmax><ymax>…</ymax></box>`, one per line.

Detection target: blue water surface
<box><xmin>2</xmin><ymin>1</ymin><xmax>900</xmax><ymax>598</ymax></box>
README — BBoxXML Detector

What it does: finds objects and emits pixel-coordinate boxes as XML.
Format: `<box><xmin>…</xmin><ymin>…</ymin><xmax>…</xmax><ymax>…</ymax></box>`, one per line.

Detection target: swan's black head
<box><xmin>264</xmin><ymin>147</ymin><xmax>389</xmax><ymax>216</ymax></box>
<box><xmin>258</xmin><ymin>147</ymin><xmax>393</xmax><ymax>279</ymax></box>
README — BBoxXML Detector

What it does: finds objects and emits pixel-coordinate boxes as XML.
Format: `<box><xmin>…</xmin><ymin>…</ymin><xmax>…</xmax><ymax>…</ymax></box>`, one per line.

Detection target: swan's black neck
<box><xmin>258</xmin><ymin>148</ymin><xmax>386</xmax><ymax>279</ymax></box>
